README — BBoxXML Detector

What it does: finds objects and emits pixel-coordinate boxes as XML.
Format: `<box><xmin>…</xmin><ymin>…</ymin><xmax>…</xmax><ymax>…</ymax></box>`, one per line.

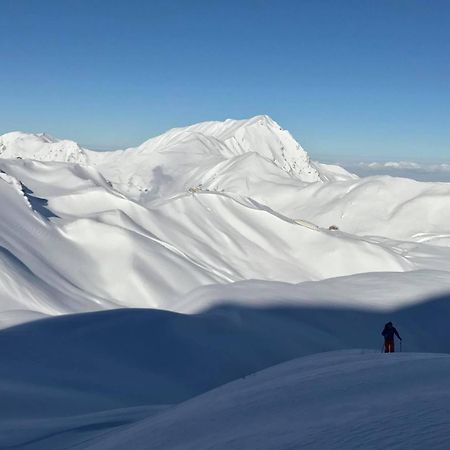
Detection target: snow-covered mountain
<box><xmin>2</xmin><ymin>115</ymin><xmax>450</xmax><ymax>449</ymax></box>
<box><xmin>0</xmin><ymin>116</ymin><xmax>323</xmax><ymax>201</ymax></box>
<box><xmin>0</xmin><ymin>131</ymin><xmax>89</xmax><ymax>164</ymax></box>
<box><xmin>2</xmin><ymin>115</ymin><xmax>450</xmax><ymax>326</ymax></box>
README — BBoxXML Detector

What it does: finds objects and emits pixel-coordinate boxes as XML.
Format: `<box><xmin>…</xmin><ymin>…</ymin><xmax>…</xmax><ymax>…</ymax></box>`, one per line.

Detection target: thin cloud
<box><xmin>360</xmin><ymin>161</ymin><xmax>450</xmax><ymax>172</ymax></box>
<box><xmin>341</xmin><ymin>161</ymin><xmax>450</xmax><ymax>182</ymax></box>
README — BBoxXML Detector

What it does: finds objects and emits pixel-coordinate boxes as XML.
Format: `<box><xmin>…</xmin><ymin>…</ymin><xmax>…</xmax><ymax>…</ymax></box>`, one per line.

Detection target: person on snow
<box><xmin>382</xmin><ymin>322</ymin><xmax>402</xmax><ymax>353</ymax></box>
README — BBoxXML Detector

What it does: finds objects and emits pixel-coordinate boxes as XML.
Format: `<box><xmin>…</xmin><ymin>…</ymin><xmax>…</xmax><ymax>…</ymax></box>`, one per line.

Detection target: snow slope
<box><xmin>0</xmin><ymin>293</ymin><xmax>449</xmax><ymax>449</ymax></box>
<box><xmin>85</xmin><ymin>351</ymin><xmax>450</xmax><ymax>450</ymax></box>
<box><xmin>174</xmin><ymin>269</ymin><xmax>450</xmax><ymax>313</ymax></box>
<box><xmin>0</xmin><ymin>162</ymin><xmax>221</xmax><ymax>321</ymax></box>
<box><xmin>2</xmin><ymin>115</ymin><xmax>450</xmax><ymax>324</ymax></box>
<box><xmin>0</xmin><ymin>157</ymin><xmax>420</xmax><ymax>325</ymax></box>
<box><xmin>276</xmin><ymin>174</ymin><xmax>450</xmax><ymax>242</ymax></box>
<box><xmin>1</xmin><ymin>115</ymin><xmax>450</xmax><ymax>449</ymax></box>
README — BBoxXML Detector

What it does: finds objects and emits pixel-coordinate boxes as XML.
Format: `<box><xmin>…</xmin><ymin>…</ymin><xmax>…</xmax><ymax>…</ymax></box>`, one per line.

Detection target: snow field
<box><xmin>1</xmin><ymin>115</ymin><xmax>450</xmax><ymax>449</ymax></box>
<box><xmin>0</xmin><ymin>291</ymin><xmax>449</xmax><ymax>448</ymax></box>
<box><xmin>0</xmin><ymin>151</ymin><xmax>426</xmax><ymax>323</ymax></box>
<box><xmin>84</xmin><ymin>351</ymin><xmax>450</xmax><ymax>450</ymax></box>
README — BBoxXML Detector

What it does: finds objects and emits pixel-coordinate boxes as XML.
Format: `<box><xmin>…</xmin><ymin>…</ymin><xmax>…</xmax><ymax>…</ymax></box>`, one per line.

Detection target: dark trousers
<box><xmin>384</xmin><ymin>339</ymin><xmax>395</xmax><ymax>353</ymax></box>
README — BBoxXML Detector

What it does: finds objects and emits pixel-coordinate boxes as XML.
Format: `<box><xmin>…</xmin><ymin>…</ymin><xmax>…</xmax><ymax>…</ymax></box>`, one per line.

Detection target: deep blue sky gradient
<box><xmin>1</xmin><ymin>0</ymin><xmax>449</xmax><ymax>161</ymax></box>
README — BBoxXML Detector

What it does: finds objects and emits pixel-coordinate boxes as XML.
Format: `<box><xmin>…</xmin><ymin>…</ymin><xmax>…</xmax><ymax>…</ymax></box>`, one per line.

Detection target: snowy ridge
<box><xmin>0</xmin><ymin>158</ymin><xmax>413</xmax><ymax>324</ymax></box>
<box><xmin>2</xmin><ymin>116</ymin><xmax>450</xmax><ymax>325</ymax></box>
<box><xmin>0</xmin><ymin>169</ymin><xmax>32</xmax><ymax>210</ymax></box>
<box><xmin>169</xmin><ymin>115</ymin><xmax>320</xmax><ymax>179</ymax></box>
<box><xmin>88</xmin><ymin>115</ymin><xmax>323</xmax><ymax>200</ymax></box>
<box><xmin>277</xmin><ymin>174</ymin><xmax>450</xmax><ymax>241</ymax></box>
<box><xmin>85</xmin><ymin>352</ymin><xmax>450</xmax><ymax>450</ymax></box>
<box><xmin>1</xmin><ymin>116</ymin><xmax>450</xmax><ymax>449</ymax></box>
<box><xmin>0</xmin><ymin>116</ymin><xmax>323</xmax><ymax>201</ymax></box>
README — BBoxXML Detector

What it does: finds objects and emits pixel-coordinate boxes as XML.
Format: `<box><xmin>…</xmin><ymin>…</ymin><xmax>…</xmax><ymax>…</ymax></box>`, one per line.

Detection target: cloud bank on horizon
<box><xmin>340</xmin><ymin>160</ymin><xmax>450</xmax><ymax>182</ymax></box>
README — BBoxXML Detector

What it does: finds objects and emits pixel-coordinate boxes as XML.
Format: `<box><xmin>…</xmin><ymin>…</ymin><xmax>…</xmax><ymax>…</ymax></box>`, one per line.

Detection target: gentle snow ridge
<box><xmin>84</xmin><ymin>351</ymin><xmax>450</xmax><ymax>450</ymax></box>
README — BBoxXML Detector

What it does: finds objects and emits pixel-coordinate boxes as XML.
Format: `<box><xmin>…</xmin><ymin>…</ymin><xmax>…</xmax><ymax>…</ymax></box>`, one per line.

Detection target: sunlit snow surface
<box><xmin>2</xmin><ymin>115</ymin><xmax>450</xmax><ymax>324</ymax></box>
<box><xmin>1</xmin><ymin>116</ymin><xmax>450</xmax><ymax>448</ymax></box>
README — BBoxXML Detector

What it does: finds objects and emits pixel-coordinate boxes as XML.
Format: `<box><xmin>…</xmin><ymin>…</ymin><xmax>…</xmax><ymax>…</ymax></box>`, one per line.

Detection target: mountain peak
<box><xmin>0</xmin><ymin>131</ymin><xmax>88</xmax><ymax>164</ymax></box>
<box><xmin>0</xmin><ymin>131</ymin><xmax>54</xmax><ymax>145</ymax></box>
<box><xmin>0</xmin><ymin>116</ymin><xmax>323</xmax><ymax>199</ymax></box>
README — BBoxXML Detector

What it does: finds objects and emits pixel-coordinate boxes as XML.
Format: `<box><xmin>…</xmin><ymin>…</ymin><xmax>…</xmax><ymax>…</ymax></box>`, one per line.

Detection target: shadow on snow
<box><xmin>0</xmin><ymin>292</ymin><xmax>449</xmax><ymax>415</ymax></box>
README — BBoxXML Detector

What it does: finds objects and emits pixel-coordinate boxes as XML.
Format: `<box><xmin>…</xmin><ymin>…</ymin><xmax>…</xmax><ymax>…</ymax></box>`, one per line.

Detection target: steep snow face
<box><xmin>165</xmin><ymin>115</ymin><xmax>320</xmax><ymax>179</ymax></box>
<box><xmin>0</xmin><ymin>162</ymin><xmax>224</xmax><ymax>322</ymax></box>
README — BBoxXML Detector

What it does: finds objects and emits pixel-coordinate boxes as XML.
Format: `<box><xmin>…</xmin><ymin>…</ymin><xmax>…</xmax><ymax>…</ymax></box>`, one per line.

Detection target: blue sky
<box><xmin>1</xmin><ymin>0</ymin><xmax>449</xmax><ymax>162</ymax></box>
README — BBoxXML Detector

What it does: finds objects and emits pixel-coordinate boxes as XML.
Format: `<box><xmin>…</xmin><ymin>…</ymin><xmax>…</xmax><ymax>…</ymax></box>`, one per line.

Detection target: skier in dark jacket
<box><xmin>382</xmin><ymin>322</ymin><xmax>402</xmax><ymax>353</ymax></box>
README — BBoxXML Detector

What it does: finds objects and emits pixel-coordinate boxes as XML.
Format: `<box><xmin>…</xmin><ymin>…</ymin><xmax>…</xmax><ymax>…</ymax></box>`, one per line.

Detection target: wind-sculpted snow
<box><xmin>4</xmin><ymin>117</ymin><xmax>446</xmax><ymax>243</ymax></box>
<box><xmin>0</xmin><ymin>163</ymin><xmax>222</xmax><ymax>321</ymax></box>
<box><xmin>0</xmin><ymin>168</ymin><xmax>121</xmax><ymax>327</ymax></box>
<box><xmin>1</xmin><ymin>115</ymin><xmax>450</xmax><ymax>449</ymax></box>
<box><xmin>276</xmin><ymin>174</ymin><xmax>450</xmax><ymax>242</ymax></box>
<box><xmin>1</xmin><ymin>115</ymin><xmax>450</xmax><ymax>325</ymax></box>
<box><xmin>0</xmin><ymin>156</ymin><xmax>419</xmax><ymax>324</ymax></box>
